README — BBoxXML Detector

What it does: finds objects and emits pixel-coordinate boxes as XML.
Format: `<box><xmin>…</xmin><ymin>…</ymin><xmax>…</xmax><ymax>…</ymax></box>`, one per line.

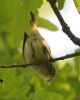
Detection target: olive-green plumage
<box><xmin>23</xmin><ymin>11</ymin><xmax>55</xmax><ymax>79</ymax></box>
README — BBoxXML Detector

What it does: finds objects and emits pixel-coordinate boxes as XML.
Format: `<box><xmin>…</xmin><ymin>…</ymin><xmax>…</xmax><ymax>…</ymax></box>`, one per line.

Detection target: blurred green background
<box><xmin>0</xmin><ymin>0</ymin><xmax>80</xmax><ymax>100</ymax></box>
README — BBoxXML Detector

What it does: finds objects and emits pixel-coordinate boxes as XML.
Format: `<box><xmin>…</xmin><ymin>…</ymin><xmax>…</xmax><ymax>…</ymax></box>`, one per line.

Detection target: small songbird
<box><xmin>23</xmin><ymin>11</ymin><xmax>55</xmax><ymax>79</ymax></box>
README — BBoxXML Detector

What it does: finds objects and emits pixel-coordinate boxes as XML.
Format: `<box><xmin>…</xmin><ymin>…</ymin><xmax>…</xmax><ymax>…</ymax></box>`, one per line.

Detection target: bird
<box><xmin>23</xmin><ymin>11</ymin><xmax>55</xmax><ymax>79</ymax></box>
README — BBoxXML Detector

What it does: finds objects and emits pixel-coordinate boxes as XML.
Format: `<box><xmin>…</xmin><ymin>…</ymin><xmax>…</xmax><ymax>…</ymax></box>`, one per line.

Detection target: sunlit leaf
<box><xmin>37</xmin><ymin>17</ymin><xmax>58</xmax><ymax>31</ymax></box>
<box><xmin>74</xmin><ymin>0</ymin><xmax>80</xmax><ymax>13</ymax></box>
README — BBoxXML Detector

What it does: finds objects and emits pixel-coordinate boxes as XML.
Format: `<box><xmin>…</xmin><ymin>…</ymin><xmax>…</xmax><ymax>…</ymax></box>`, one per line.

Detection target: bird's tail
<box><xmin>33</xmin><ymin>62</ymin><xmax>55</xmax><ymax>79</ymax></box>
<box><xmin>30</xmin><ymin>11</ymin><xmax>37</xmax><ymax>26</ymax></box>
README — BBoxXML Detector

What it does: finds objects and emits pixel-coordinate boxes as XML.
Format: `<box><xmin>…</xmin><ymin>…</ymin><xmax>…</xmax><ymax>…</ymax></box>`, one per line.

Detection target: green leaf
<box><xmin>29</xmin><ymin>90</ymin><xmax>63</xmax><ymax>100</ymax></box>
<box><xmin>57</xmin><ymin>0</ymin><xmax>65</xmax><ymax>10</ymax></box>
<box><xmin>74</xmin><ymin>0</ymin><xmax>80</xmax><ymax>13</ymax></box>
<box><xmin>60</xmin><ymin>63</ymin><xmax>73</xmax><ymax>78</ymax></box>
<box><xmin>0</xmin><ymin>0</ymin><xmax>43</xmax><ymax>99</ymax></box>
<box><xmin>0</xmin><ymin>0</ymin><xmax>43</xmax><ymax>46</ymax></box>
<box><xmin>37</xmin><ymin>17</ymin><xmax>58</xmax><ymax>31</ymax></box>
<box><xmin>74</xmin><ymin>49</ymin><xmax>80</xmax><ymax>81</ymax></box>
<box><xmin>68</xmin><ymin>77</ymin><xmax>80</xmax><ymax>98</ymax></box>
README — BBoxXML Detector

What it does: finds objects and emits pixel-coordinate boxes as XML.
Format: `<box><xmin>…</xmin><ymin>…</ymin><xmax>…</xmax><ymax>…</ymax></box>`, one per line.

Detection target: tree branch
<box><xmin>51</xmin><ymin>52</ymin><xmax>80</xmax><ymax>61</ymax></box>
<box><xmin>47</xmin><ymin>0</ymin><xmax>80</xmax><ymax>47</ymax></box>
<box><xmin>0</xmin><ymin>52</ymin><xmax>80</xmax><ymax>68</ymax></box>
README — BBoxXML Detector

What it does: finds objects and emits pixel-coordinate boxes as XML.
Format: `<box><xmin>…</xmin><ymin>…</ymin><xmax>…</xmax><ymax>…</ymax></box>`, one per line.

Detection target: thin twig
<box><xmin>51</xmin><ymin>52</ymin><xmax>80</xmax><ymax>61</ymax></box>
<box><xmin>47</xmin><ymin>0</ymin><xmax>80</xmax><ymax>46</ymax></box>
<box><xmin>0</xmin><ymin>52</ymin><xmax>80</xmax><ymax>68</ymax></box>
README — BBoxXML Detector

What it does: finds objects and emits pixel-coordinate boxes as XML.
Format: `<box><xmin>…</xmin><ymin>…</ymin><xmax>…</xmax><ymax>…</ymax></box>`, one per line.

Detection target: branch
<box><xmin>47</xmin><ymin>0</ymin><xmax>80</xmax><ymax>47</ymax></box>
<box><xmin>0</xmin><ymin>52</ymin><xmax>80</xmax><ymax>68</ymax></box>
<box><xmin>51</xmin><ymin>52</ymin><xmax>80</xmax><ymax>61</ymax></box>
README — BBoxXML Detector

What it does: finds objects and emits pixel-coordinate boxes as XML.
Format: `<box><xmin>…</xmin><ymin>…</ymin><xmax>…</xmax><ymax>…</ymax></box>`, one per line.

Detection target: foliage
<box><xmin>74</xmin><ymin>0</ymin><xmax>80</xmax><ymax>13</ymax></box>
<box><xmin>57</xmin><ymin>0</ymin><xmax>65</xmax><ymax>10</ymax></box>
<box><xmin>37</xmin><ymin>17</ymin><xmax>58</xmax><ymax>31</ymax></box>
<box><xmin>0</xmin><ymin>0</ymin><xmax>80</xmax><ymax>100</ymax></box>
<box><xmin>57</xmin><ymin>0</ymin><xmax>80</xmax><ymax>13</ymax></box>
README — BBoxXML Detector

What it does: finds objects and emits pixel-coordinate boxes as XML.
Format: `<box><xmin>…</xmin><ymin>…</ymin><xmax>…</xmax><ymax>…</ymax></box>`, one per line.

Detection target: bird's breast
<box><xmin>24</xmin><ymin>36</ymin><xmax>50</xmax><ymax>63</ymax></box>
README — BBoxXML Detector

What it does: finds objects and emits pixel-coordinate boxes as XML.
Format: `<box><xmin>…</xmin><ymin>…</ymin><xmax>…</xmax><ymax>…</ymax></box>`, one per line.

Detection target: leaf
<box><xmin>68</xmin><ymin>77</ymin><xmax>80</xmax><ymax>98</ymax></box>
<box><xmin>74</xmin><ymin>49</ymin><xmax>80</xmax><ymax>81</ymax></box>
<box><xmin>0</xmin><ymin>0</ymin><xmax>43</xmax><ymax>46</ymax></box>
<box><xmin>60</xmin><ymin>63</ymin><xmax>73</xmax><ymax>78</ymax></box>
<box><xmin>74</xmin><ymin>0</ymin><xmax>80</xmax><ymax>13</ymax></box>
<box><xmin>29</xmin><ymin>90</ymin><xmax>63</xmax><ymax>100</ymax></box>
<box><xmin>0</xmin><ymin>0</ymin><xmax>43</xmax><ymax>99</ymax></box>
<box><xmin>37</xmin><ymin>17</ymin><xmax>58</xmax><ymax>31</ymax></box>
<box><xmin>57</xmin><ymin>0</ymin><xmax>65</xmax><ymax>10</ymax></box>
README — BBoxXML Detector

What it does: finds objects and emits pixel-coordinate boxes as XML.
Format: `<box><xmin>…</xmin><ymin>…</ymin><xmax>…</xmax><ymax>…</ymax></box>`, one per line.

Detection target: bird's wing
<box><xmin>23</xmin><ymin>32</ymin><xmax>29</xmax><ymax>59</ymax></box>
